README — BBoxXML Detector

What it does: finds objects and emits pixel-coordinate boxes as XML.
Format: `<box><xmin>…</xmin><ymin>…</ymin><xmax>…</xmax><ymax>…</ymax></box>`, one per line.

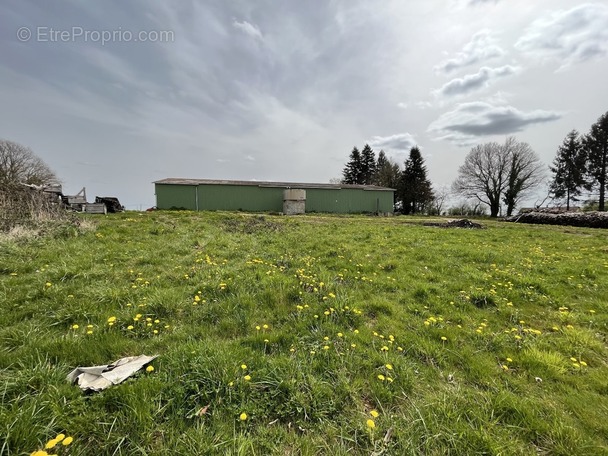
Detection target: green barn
<box><xmin>154</xmin><ymin>178</ymin><xmax>395</xmax><ymax>214</ymax></box>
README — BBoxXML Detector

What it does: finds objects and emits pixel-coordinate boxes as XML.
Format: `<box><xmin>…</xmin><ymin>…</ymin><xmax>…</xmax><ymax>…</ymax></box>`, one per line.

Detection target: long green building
<box><xmin>154</xmin><ymin>178</ymin><xmax>395</xmax><ymax>214</ymax></box>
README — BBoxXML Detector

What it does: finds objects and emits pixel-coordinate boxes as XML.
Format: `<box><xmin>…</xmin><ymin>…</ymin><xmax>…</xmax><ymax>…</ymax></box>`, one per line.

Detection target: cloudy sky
<box><xmin>1</xmin><ymin>1</ymin><xmax>607</xmax><ymax>209</ymax></box>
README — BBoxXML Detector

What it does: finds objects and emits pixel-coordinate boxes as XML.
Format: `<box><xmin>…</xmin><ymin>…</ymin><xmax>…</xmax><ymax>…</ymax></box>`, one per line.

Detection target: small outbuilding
<box><xmin>154</xmin><ymin>178</ymin><xmax>394</xmax><ymax>214</ymax></box>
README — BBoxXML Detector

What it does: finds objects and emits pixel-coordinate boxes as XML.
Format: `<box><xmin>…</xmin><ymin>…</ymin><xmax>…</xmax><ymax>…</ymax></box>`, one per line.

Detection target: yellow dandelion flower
<box><xmin>146</xmin><ymin>365</ymin><xmax>154</xmax><ymax>373</ymax></box>
<box><xmin>385</xmin><ymin>364</ymin><xmax>393</xmax><ymax>370</ymax></box>
<box><xmin>71</xmin><ymin>324</ymin><xmax>79</xmax><ymax>330</ymax></box>
<box><xmin>323</xmin><ymin>345</ymin><xmax>330</xmax><ymax>350</ymax></box>
<box><xmin>241</xmin><ymin>364</ymin><xmax>247</xmax><ymax>370</ymax></box>
<box><xmin>366</xmin><ymin>419</ymin><xmax>376</xmax><ymax>429</ymax></box>
<box><xmin>337</xmin><ymin>332</ymin><xmax>343</xmax><ymax>337</ymax></box>
<box><xmin>239</xmin><ymin>412</ymin><xmax>248</xmax><ymax>421</ymax></box>
<box><xmin>107</xmin><ymin>316</ymin><xmax>117</xmax><ymax>323</ymax></box>
<box><xmin>55</xmin><ymin>434</ymin><xmax>65</xmax><ymax>442</ymax></box>
<box><xmin>263</xmin><ymin>324</ymin><xmax>269</xmax><ymax>329</ymax></box>
<box><xmin>441</xmin><ymin>336</ymin><xmax>447</xmax><ymax>341</ymax></box>
<box><xmin>370</xmin><ymin>410</ymin><xmax>379</xmax><ymax>418</ymax></box>
<box><xmin>127</xmin><ymin>325</ymin><xmax>134</xmax><ymax>330</ymax></box>
<box><xmin>506</xmin><ymin>358</ymin><xmax>512</xmax><ymax>362</ymax></box>
<box><xmin>377</xmin><ymin>374</ymin><xmax>385</xmax><ymax>381</ymax></box>
<box><xmin>570</xmin><ymin>357</ymin><xmax>577</xmax><ymax>362</ymax></box>
<box><xmin>580</xmin><ymin>361</ymin><xmax>587</xmax><ymax>367</ymax></box>
<box><xmin>45</xmin><ymin>439</ymin><xmax>58</xmax><ymax>449</ymax></box>
<box><xmin>380</xmin><ymin>346</ymin><xmax>389</xmax><ymax>352</ymax></box>
<box><xmin>244</xmin><ymin>375</ymin><xmax>251</xmax><ymax>381</ymax></box>
<box><xmin>61</xmin><ymin>436</ymin><xmax>73</xmax><ymax>446</ymax></box>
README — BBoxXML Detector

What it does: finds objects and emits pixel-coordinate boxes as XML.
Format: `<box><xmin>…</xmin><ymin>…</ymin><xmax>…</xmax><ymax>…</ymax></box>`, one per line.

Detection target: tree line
<box><xmin>341</xmin><ymin>110</ymin><xmax>608</xmax><ymax>216</ymax></box>
<box><xmin>341</xmin><ymin>144</ymin><xmax>434</xmax><ymax>214</ymax></box>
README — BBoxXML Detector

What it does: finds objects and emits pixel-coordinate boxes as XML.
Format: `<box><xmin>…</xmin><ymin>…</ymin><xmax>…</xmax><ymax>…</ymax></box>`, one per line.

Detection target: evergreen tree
<box><xmin>398</xmin><ymin>146</ymin><xmax>433</xmax><ymax>214</ymax></box>
<box><xmin>374</xmin><ymin>150</ymin><xmax>401</xmax><ymax>188</ymax></box>
<box><xmin>360</xmin><ymin>144</ymin><xmax>376</xmax><ymax>185</ymax></box>
<box><xmin>374</xmin><ymin>150</ymin><xmax>401</xmax><ymax>208</ymax></box>
<box><xmin>550</xmin><ymin>130</ymin><xmax>587</xmax><ymax>211</ymax></box>
<box><xmin>584</xmin><ymin>112</ymin><xmax>608</xmax><ymax>211</ymax></box>
<box><xmin>341</xmin><ymin>147</ymin><xmax>362</xmax><ymax>184</ymax></box>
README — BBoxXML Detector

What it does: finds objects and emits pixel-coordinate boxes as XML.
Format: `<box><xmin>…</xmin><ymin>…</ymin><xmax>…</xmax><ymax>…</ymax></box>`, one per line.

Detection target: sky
<box><xmin>1</xmin><ymin>0</ymin><xmax>607</xmax><ymax>210</ymax></box>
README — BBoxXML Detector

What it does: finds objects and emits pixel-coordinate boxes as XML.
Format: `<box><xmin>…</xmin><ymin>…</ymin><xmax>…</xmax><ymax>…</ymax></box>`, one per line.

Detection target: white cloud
<box><xmin>428</xmin><ymin>102</ymin><xmax>562</xmax><ymax>144</ymax></box>
<box><xmin>434</xmin><ymin>30</ymin><xmax>505</xmax><ymax>74</ymax></box>
<box><xmin>232</xmin><ymin>19</ymin><xmax>263</xmax><ymax>40</ymax></box>
<box><xmin>515</xmin><ymin>3</ymin><xmax>608</xmax><ymax>70</ymax></box>
<box><xmin>433</xmin><ymin>65</ymin><xmax>519</xmax><ymax>98</ymax></box>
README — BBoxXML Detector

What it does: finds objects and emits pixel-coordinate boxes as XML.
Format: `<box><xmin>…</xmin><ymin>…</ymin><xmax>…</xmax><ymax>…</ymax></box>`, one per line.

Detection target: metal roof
<box><xmin>154</xmin><ymin>178</ymin><xmax>395</xmax><ymax>192</ymax></box>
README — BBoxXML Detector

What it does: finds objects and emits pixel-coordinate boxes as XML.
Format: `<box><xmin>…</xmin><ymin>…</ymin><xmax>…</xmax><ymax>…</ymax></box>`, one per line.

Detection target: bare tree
<box><xmin>452</xmin><ymin>141</ymin><xmax>507</xmax><ymax>217</ymax></box>
<box><xmin>452</xmin><ymin>137</ymin><xmax>544</xmax><ymax>217</ymax></box>
<box><xmin>502</xmin><ymin>137</ymin><xmax>545</xmax><ymax>216</ymax></box>
<box><xmin>0</xmin><ymin>139</ymin><xmax>57</xmax><ymax>187</ymax></box>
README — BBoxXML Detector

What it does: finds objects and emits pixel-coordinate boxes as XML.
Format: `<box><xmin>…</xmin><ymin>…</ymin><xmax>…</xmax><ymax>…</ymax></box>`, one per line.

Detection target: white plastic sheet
<box><xmin>67</xmin><ymin>355</ymin><xmax>158</xmax><ymax>392</ymax></box>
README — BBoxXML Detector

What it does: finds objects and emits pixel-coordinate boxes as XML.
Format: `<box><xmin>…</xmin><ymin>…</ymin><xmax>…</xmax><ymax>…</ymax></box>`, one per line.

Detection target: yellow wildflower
<box><xmin>366</xmin><ymin>419</ymin><xmax>376</xmax><ymax>429</ymax></box>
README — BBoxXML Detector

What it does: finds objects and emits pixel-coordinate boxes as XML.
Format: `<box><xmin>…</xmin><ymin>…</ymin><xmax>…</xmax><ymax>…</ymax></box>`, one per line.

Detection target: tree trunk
<box><xmin>599</xmin><ymin>146</ymin><xmax>606</xmax><ymax>211</ymax></box>
<box><xmin>566</xmin><ymin>188</ymin><xmax>570</xmax><ymax>211</ymax></box>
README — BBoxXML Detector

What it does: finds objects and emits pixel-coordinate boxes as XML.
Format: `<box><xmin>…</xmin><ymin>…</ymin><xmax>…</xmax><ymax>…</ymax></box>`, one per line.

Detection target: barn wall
<box><xmin>156</xmin><ymin>183</ymin><xmax>394</xmax><ymax>213</ymax></box>
<box><xmin>196</xmin><ymin>185</ymin><xmax>283</xmax><ymax>212</ymax></box>
<box><xmin>155</xmin><ymin>184</ymin><xmax>197</xmax><ymax>210</ymax></box>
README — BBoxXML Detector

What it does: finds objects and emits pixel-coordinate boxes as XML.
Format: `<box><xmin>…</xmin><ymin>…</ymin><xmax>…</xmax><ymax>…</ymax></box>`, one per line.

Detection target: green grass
<box><xmin>1</xmin><ymin>211</ymin><xmax>608</xmax><ymax>455</ymax></box>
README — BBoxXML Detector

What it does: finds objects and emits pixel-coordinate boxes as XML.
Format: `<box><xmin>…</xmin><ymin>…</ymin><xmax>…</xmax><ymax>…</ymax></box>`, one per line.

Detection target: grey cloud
<box><xmin>368</xmin><ymin>133</ymin><xmax>417</xmax><ymax>152</ymax></box>
<box><xmin>515</xmin><ymin>3</ymin><xmax>608</xmax><ymax>69</ymax></box>
<box><xmin>435</xmin><ymin>30</ymin><xmax>504</xmax><ymax>74</ymax></box>
<box><xmin>434</xmin><ymin>65</ymin><xmax>518</xmax><ymax>98</ymax></box>
<box><xmin>428</xmin><ymin>102</ymin><xmax>562</xmax><ymax>143</ymax></box>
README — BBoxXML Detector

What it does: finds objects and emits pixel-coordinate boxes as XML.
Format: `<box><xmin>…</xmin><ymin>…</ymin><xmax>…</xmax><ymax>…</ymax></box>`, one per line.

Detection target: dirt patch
<box><xmin>423</xmin><ymin>219</ymin><xmax>485</xmax><ymax>229</ymax></box>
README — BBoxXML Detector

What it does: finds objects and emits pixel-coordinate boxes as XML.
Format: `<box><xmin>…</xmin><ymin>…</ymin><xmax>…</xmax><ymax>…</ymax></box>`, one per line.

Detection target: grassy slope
<box><xmin>1</xmin><ymin>211</ymin><xmax>607</xmax><ymax>455</ymax></box>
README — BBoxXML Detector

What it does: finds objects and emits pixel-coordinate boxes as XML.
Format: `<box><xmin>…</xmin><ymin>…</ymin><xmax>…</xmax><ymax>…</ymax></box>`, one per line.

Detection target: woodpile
<box><xmin>505</xmin><ymin>211</ymin><xmax>608</xmax><ymax>229</ymax></box>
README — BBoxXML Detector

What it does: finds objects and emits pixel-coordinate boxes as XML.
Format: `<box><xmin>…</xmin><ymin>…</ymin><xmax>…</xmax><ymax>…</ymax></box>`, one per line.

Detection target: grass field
<box><xmin>1</xmin><ymin>211</ymin><xmax>607</xmax><ymax>455</ymax></box>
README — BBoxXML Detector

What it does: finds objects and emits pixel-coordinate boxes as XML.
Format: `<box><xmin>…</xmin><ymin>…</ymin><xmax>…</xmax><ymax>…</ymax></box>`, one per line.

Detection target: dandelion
<box><xmin>370</xmin><ymin>410</ymin><xmax>379</xmax><ymax>418</ymax></box>
<box><xmin>127</xmin><ymin>325</ymin><xmax>134</xmax><ymax>330</ymax></box>
<box><xmin>62</xmin><ymin>436</ymin><xmax>73</xmax><ymax>446</ymax></box>
<box><xmin>256</xmin><ymin>325</ymin><xmax>261</xmax><ymax>330</ymax></box>
<box><xmin>71</xmin><ymin>324</ymin><xmax>79</xmax><ymax>330</ymax></box>
<box><xmin>441</xmin><ymin>336</ymin><xmax>447</xmax><ymax>341</ymax></box>
<box><xmin>263</xmin><ymin>324</ymin><xmax>269</xmax><ymax>329</ymax></box>
<box><xmin>239</xmin><ymin>412</ymin><xmax>248</xmax><ymax>421</ymax></box>
<box><xmin>506</xmin><ymin>358</ymin><xmax>513</xmax><ymax>363</ymax></box>
<box><xmin>351</xmin><ymin>344</ymin><xmax>357</xmax><ymax>348</ymax></box>
<box><xmin>241</xmin><ymin>364</ymin><xmax>247</xmax><ymax>370</ymax></box>
<box><xmin>337</xmin><ymin>332</ymin><xmax>343</xmax><ymax>338</ymax></box>
<box><xmin>323</xmin><ymin>345</ymin><xmax>330</xmax><ymax>350</ymax></box>
<box><xmin>146</xmin><ymin>366</ymin><xmax>155</xmax><ymax>373</ymax></box>
<box><xmin>55</xmin><ymin>434</ymin><xmax>65</xmax><ymax>442</ymax></box>
<box><xmin>580</xmin><ymin>361</ymin><xmax>588</xmax><ymax>367</ymax></box>
<box><xmin>385</xmin><ymin>364</ymin><xmax>393</xmax><ymax>370</ymax></box>
<box><xmin>380</xmin><ymin>346</ymin><xmax>389</xmax><ymax>352</ymax></box>
<box><xmin>386</xmin><ymin>377</ymin><xmax>394</xmax><ymax>383</ymax></box>
<box><xmin>45</xmin><ymin>282</ymin><xmax>52</xmax><ymax>288</ymax></box>
<box><xmin>377</xmin><ymin>374</ymin><xmax>385</xmax><ymax>381</ymax></box>
<box><xmin>244</xmin><ymin>375</ymin><xmax>251</xmax><ymax>381</ymax></box>
<box><xmin>107</xmin><ymin>316</ymin><xmax>117</xmax><ymax>323</ymax></box>
<box><xmin>86</xmin><ymin>330</ymin><xmax>93</xmax><ymax>335</ymax></box>
<box><xmin>45</xmin><ymin>439</ymin><xmax>58</xmax><ymax>449</ymax></box>
<box><xmin>366</xmin><ymin>419</ymin><xmax>376</xmax><ymax>429</ymax></box>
